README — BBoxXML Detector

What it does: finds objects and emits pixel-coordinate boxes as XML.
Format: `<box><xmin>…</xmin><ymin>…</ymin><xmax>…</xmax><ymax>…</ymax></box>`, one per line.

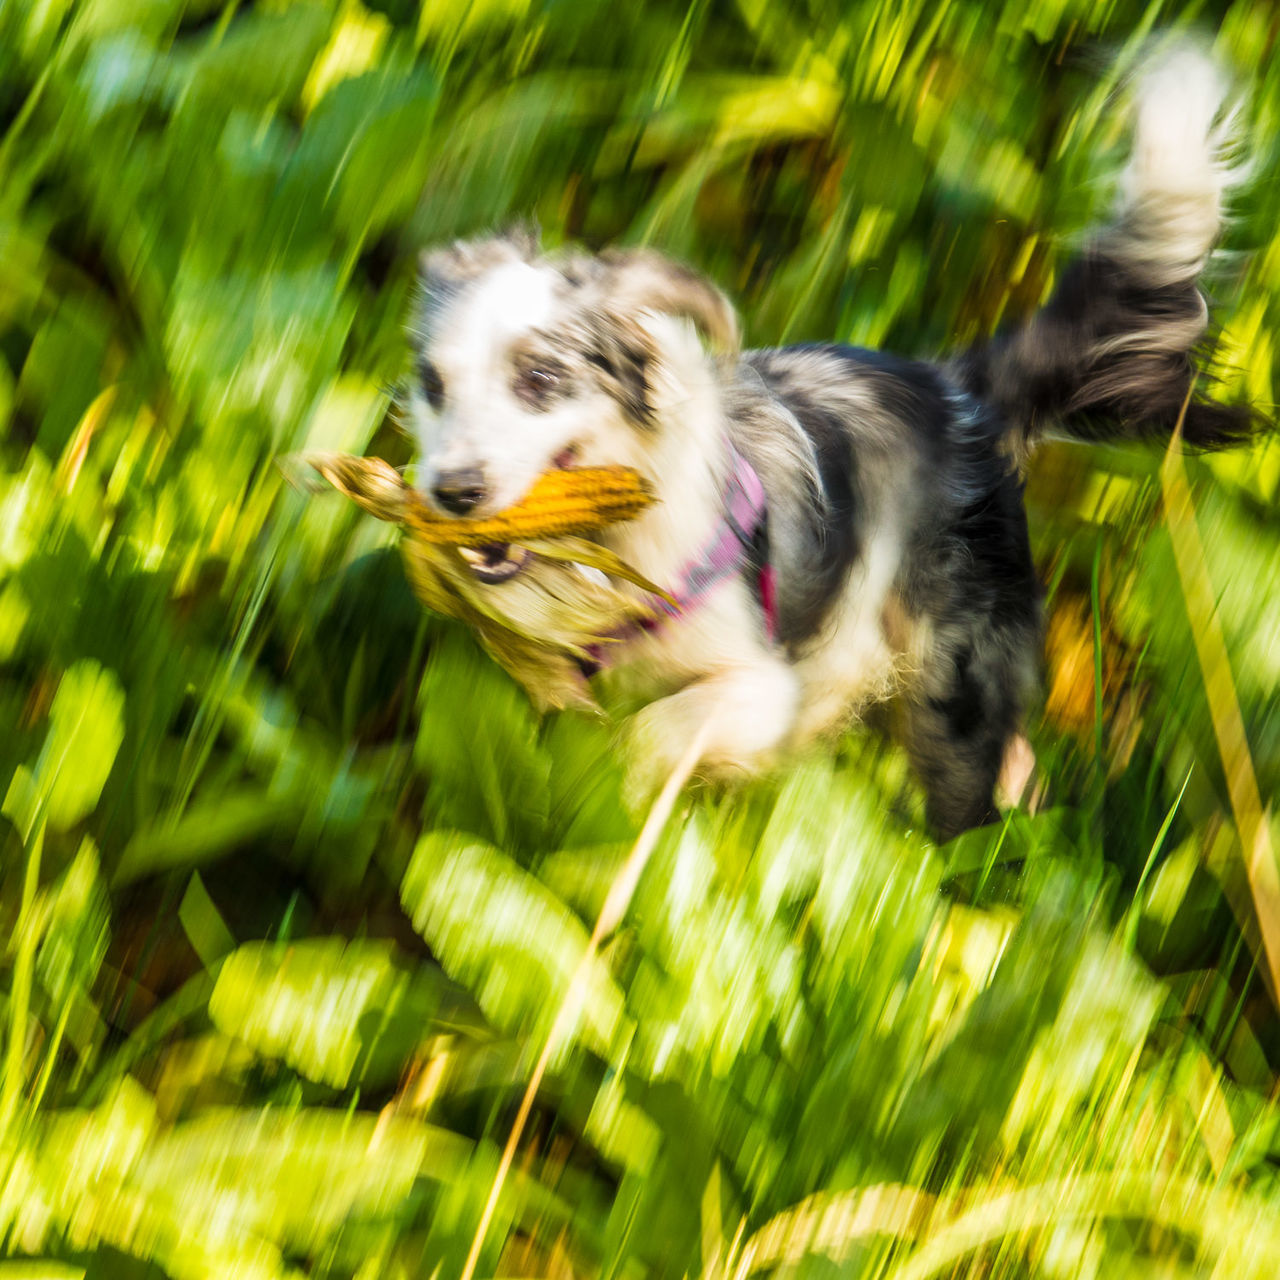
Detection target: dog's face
<box><xmin>407</xmin><ymin>232</ymin><xmax>737</xmax><ymax>579</ymax></box>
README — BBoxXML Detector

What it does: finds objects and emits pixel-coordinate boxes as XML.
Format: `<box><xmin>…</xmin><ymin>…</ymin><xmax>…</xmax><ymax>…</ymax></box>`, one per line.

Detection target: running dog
<box><xmin>407</xmin><ymin>46</ymin><xmax>1261</xmax><ymax>837</ymax></box>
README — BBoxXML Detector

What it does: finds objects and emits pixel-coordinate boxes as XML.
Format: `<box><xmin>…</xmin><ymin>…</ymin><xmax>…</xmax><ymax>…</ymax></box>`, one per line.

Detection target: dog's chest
<box><xmin>595</xmin><ymin>576</ymin><xmax>771</xmax><ymax>700</ymax></box>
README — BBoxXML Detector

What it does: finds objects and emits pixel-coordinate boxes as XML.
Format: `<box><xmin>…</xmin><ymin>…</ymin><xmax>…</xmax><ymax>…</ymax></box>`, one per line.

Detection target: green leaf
<box><xmin>401</xmin><ymin>831</ymin><xmax>629</xmax><ymax>1061</ymax></box>
<box><xmin>0</xmin><ymin>1264</ymin><xmax>85</xmax><ymax>1279</ymax></box>
<box><xmin>31</xmin><ymin>1085</ymin><xmax>463</xmax><ymax>1271</ymax></box>
<box><xmin>414</xmin><ymin>628</ymin><xmax>552</xmax><ymax>850</ymax></box>
<box><xmin>36</xmin><ymin>838</ymin><xmax>110</xmax><ymax>1011</ymax></box>
<box><xmin>34</xmin><ymin>660</ymin><xmax>126</xmax><ymax>832</ymax></box>
<box><xmin>38</xmin><ymin>1075</ymin><xmax>159</xmax><ymax>1196</ymax></box>
<box><xmin>114</xmin><ymin>786</ymin><xmax>297</xmax><ymax>884</ymax></box>
<box><xmin>179</xmin><ymin>3</ymin><xmax>334</xmax><ymax>109</ymax></box>
<box><xmin>209</xmin><ymin>938</ymin><xmax>443</xmax><ymax>1089</ymax></box>
<box><xmin>132</xmin><ymin>1108</ymin><xmax>460</xmax><ymax>1246</ymax></box>
<box><xmin>177</xmin><ymin>871</ymin><xmax>237</xmax><ymax>968</ymax></box>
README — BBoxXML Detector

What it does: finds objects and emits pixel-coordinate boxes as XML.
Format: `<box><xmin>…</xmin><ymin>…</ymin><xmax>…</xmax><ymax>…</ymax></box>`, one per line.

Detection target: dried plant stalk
<box><xmin>306</xmin><ymin>453</ymin><xmax>654</xmax><ymax>542</ymax></box>
<box><xmin>304</xmin><ymin>453</ymin><xmax>669</xmax><ymax>710</ymax></box>
<box><xmin>405</xmin><ymin>466</ymin><xmax>654</xmax><ymax>545</ymax></box>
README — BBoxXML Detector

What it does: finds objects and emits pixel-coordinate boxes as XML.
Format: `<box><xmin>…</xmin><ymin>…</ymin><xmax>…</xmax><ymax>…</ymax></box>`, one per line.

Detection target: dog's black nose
<box><xmin>432</xmin><ymin>468</ymin><xmax>488</xmax><ymax>515</ymax></box>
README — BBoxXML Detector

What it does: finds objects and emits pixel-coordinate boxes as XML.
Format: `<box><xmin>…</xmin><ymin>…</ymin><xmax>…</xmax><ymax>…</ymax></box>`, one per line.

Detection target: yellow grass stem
<box><xmin>1160</xmin><ymin>392</ymin><xmax>1280</xmax><ymax>1001</ymax></box>
<box><xmin>459</xmin><ymin>717</ymin><xmax>714</xmax><ymax>1280</ymax></box>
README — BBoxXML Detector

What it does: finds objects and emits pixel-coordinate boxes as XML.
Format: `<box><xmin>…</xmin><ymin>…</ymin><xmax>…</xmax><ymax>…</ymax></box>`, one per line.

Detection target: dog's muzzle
<box><xmin>450</xmin><ymin>447</ymin><xmax>582</xmax><ymax>585</ymax></box>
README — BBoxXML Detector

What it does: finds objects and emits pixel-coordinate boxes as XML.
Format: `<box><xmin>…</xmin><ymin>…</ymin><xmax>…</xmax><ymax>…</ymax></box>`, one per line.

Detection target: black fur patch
<box><xmin>581</xmin><ymin>315</ymin><xmax>656</xmax><ymax>428</ymax></box>
<box><xmin>929</xmin><ymin>644</ymin><xmax>986</xmax><ymax>741</ymax></box>
<box><xmin>957</xmin><ymin>248</ymin><xmax>1262</xmax><ymax>451</ymax></box>
<box><xmin>742</xmin><ymin>348</ymin><xmax>862</xmax><ymax>646</ymax></box>
<box><xmin>818</xmin><ymin>344</ymin><xmax>1004</xmax><ymax>508</ymax></box>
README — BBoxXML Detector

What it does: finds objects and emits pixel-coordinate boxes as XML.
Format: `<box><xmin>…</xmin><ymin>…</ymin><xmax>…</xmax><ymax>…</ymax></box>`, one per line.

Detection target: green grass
<box><xmin>2</xmin><ymin>1</ymin><xmax>1280</xmax><ymax>1277</ymax></box>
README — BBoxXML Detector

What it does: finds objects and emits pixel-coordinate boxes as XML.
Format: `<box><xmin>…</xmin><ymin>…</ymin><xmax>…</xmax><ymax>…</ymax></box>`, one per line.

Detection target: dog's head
<box><xmin>406</xmin><ymin>230</ymin><xmax>736</xmax><ymax>577</ymax></box>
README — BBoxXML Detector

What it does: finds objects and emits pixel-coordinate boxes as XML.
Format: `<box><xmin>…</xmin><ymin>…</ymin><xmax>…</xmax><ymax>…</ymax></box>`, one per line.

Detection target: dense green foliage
<box><xmin>3</xmin><ymin>0</ymin><xmax>1280</xmax><ymax>1277</ymax></box>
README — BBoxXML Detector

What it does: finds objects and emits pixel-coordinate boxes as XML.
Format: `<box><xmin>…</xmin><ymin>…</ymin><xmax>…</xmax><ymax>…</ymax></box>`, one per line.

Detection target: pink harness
<box><xmin>579</xmin><ymin>446</ymin><xmax>776</xmax><ymax>675</ymax></box>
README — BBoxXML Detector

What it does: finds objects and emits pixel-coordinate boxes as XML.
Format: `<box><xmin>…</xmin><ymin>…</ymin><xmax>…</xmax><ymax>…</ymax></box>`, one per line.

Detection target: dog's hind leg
<box><xmin>901</xmin><ymin>629</ymin><xmax>1035</xmax><ymax>841</ymax></box>
<box><xmin>623</xmin><ymin>656</ymin><xmax>800</xmax><ymax>805</ymax></box>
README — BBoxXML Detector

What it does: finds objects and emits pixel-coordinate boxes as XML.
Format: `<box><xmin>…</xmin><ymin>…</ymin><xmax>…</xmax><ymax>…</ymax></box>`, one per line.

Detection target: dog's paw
<box><xmin>619</xmin><ymin>666</ymin><xmax>800</xmax><ymax>810</ymax></box>
<box><xmin>618</xmin><ymin>700</ymin><xmax>688</xmax><ymax>812</ymax></box>
<box><xmin>996</xmin><ymin>731</ymin><xmax>1037</xmax><ymax>810</ymax></box>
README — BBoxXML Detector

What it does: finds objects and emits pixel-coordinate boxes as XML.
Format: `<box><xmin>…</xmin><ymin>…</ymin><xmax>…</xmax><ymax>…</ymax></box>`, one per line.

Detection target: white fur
<box><xmin>1114</xmin><ymin>44</ymin><xmax>1234</xmax><ymax>285</ymax></box>
<box><xmin>415</xmin><ymin>261</ymin><xmax>621</xmax><ymax>514</ymax></box>
<box><xmin>789</xmin><ymin>526</ymin><xmax>907</xmax><ymax>743</ymax></box>
<box><xmin>591</xmin><ymin>316</ymin><xmax>804</xmax><ymax>788</ymax></box>
<box><xmin>603</xmin><ymin>316</ymin><xmax>728</xmax><ymax>590</ymax></box>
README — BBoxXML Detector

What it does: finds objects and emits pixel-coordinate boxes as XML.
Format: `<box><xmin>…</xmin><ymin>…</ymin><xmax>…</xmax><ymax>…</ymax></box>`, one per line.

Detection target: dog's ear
<box><xmin>595</xmin><ymin>249</ymin><xmax>739</xmax><ymax>353</ymax></box>
<box><xmin>574</xmin><ymin>251</ymin><xmax>738</xmax><ymax>427</ymax></box>
<box><xmin>418</xmin><ymin>224</ymin><xmax>541</xmax><ymax>297</ymax></box>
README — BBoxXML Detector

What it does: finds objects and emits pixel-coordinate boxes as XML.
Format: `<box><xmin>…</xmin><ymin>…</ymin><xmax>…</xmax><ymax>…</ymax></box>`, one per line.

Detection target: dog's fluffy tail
<box><xmin>956</xmin><ymin>45</ymin><xmax>1264</xmax><ymax>455</ymax></box>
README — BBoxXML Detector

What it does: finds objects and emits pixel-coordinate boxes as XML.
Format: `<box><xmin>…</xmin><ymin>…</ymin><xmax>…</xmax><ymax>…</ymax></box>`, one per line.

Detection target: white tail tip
<box><xmin>1116</xmin><ymin>43</ymin><xmax>1235</xmax><ymax>283</ymax></box>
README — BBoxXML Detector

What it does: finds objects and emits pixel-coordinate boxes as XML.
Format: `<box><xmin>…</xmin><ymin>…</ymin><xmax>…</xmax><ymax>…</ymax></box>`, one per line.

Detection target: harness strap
<box><xmin>579</xmin><ymin>445</ymin><xmax>775</xmax><ymax>675</ymax></box>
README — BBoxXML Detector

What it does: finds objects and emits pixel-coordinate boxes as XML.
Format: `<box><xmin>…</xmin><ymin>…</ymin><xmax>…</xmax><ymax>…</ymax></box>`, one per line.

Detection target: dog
<box><xmin>406</xmin><ymin>46</ymin><xmax>1262</xmax><ymax>838</ymax></box>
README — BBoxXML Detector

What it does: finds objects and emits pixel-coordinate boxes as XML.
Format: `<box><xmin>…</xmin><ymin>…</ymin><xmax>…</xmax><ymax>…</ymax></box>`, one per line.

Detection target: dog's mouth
<box><xmin>458</xmin><ymin>542</ymin><xmax>532</xmax><ymax>584</ymax></box>
<box><xmin>458</xmin><ymin>446</ymin><xmax>580</xmax><ymax>585</ymax></box>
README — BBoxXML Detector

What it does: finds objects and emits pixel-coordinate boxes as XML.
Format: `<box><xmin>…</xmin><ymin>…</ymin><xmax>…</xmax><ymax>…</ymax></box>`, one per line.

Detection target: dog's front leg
<box><xmin>623</xmin><ymin>657</ymin><xmax>799</xmax><ymax>806</ymax></box>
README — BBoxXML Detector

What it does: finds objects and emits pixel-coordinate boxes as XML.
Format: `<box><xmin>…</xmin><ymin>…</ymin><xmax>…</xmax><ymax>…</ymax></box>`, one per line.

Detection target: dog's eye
<box><xmin>418</xmin><ymin>360</ymin><xmax>445</xmax><ymax>410</ymax></box>
<box><xmin>514</xmin><ymin>365</ymin><xmax>564</xmax><ymax>409</ymax></box>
